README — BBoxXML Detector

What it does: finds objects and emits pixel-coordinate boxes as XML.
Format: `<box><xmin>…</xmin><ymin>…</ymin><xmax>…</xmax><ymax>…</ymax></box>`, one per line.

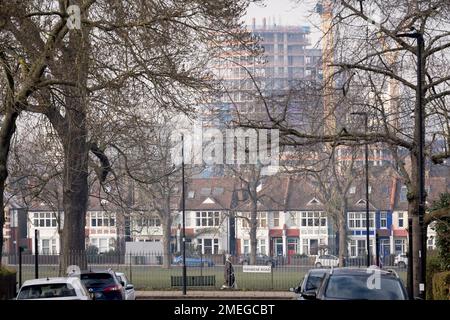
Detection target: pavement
<box><xmin>136</xmin><ymin>290</ymin><xmax>296</xmax><ymax>300</ymax></box>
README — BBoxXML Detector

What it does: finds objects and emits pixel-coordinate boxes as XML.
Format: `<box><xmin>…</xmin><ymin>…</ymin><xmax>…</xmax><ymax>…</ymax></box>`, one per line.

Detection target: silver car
<box><xmin>115</xmin><ymin>272</ymin><xmax>136</xmax><ymax>300</ymax></box>
<box><xmin>16</xmin><ymin>277</ymin><xmax>91</xmax><ymax>300</ymax></box>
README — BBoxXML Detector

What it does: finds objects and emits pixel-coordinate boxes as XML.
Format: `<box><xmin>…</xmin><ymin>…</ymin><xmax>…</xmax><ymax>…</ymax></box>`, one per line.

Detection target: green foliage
<box><xmin>432</xmin><ymin>271</ymin><xmax>450</xmax><ymax>300</ymax></box>
<box><xmin>429</xmin><ymin>193</ymin><xmax>450</xmax><ymax>270</ymax></box>
<box><xmin>101</xmin><ymin>249</ymin><xmax>119</xmax><ymax>257</ymax></box>
<box><xmin>427</xmin><ymin>250</ymin><xmax>442</xmax><ymax>299</ymax></box>
<box><xmin>86</xmin><ymin>245</ymin><xmax>99</xmax><ymax>256</ymax></box>
<box><xmin>0</xmin><ymin>266</ymin><xmax>16</xmax><ymax>277</ymax></box>
<box><xmin>0</xmin><ymin>267</ymin><xmax>16</xmax><ymax>300</ymax></box>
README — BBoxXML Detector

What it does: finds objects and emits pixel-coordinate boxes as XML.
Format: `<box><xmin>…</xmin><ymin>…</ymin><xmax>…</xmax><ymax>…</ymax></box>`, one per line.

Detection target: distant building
<box><xmin>2</xmin><ymin>195</ymin><xmax>28</xmax><ymax>254</ymax></box>
<box><xmin>26</xmin><ymin>197</ymin><xmax>120</xmax><ymax>254</ymax></box>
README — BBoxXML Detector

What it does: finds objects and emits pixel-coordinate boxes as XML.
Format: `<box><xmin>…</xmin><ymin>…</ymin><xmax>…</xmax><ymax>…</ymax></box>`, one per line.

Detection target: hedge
<box><xmin>0</xmin><ymin>266</ymin><xmax>17</xmax><ymax>300</ymax></box>
<box><xmin>432</xmin><ymin>271</ymin><xmax>450</xmax><ymax>300</ymax></box>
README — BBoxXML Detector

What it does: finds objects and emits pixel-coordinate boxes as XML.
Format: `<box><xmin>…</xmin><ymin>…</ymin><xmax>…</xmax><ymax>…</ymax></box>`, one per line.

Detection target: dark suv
<box><xmin>311</xmin><ymin>268</ymin><xmax>408</xmax><ymax>300</ymax></box>
<box><xmin>80</xmin><ymin>270</ymin><xmax>126</xmax><ymax>300</ymax></box>
<box><xmin>291</xmin><ymin>268</ymin><xmax>328</xmax><ymax>300</ymax></box>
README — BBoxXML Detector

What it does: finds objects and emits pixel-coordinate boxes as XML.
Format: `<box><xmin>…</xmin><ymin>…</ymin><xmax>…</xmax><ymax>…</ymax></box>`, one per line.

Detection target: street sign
<box><xmin>243</xmin><ymin>265</ymin><xmax>272</xmax><ymax>273</ymax></box>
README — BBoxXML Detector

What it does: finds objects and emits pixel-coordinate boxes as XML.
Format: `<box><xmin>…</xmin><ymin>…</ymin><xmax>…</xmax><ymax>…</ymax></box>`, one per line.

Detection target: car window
<box><xmin>305</xmin><ymin>275</ymin><xmax>326</xmax><ymax>291</ymax></box>
<box><xmin>18</xmin><ymin>283</ymin><xmax>76</xmax><ymax>299</ymax></box>
<box><xmin>324</xmin><ymin>275</ymin><xmax>406</xmax><ymax>300</ymax></box>
<box><xmin>80</xmin><ymin>273</ymin><xmax>116</xmax><ymax>287</ymax></box>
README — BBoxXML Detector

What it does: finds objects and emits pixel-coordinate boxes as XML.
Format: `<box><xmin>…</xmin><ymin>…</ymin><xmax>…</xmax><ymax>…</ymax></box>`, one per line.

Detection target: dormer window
<box><xmin>307</xmin><ymin>198</ymin><xmax>321</xmax><ymax>205</ymax></box>
<box><xmin>349</xmin><ymin>186</ymin><xmax>356</xmax><ymax>194</ymax></box>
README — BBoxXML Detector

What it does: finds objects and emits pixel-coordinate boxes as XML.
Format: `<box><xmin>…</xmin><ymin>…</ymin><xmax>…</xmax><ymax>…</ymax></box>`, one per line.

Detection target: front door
<box><xmin>310</xmin><ymin>239</ymin><xmax>319</xmax><ymax>255</ymax></box>
<box><xmin>287</xmin><ymin>238</ymin><xmax>298</xmax><ymax>264</ymax></box>
<box><xmin>273</xmin><ymin>238</ymin><xmax>283</xmax><ymax>256</ymax></box>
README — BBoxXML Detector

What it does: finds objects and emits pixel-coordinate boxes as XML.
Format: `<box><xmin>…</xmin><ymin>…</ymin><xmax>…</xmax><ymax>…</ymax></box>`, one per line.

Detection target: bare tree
<box><xmin>232</xmin><ymin>0</ymin><xmax>450</xmax><ymax>297</ymax></box>
<box><xmin>1</xmin><ymin>0</ymin><xmax>256</xmax><ymax>271</ymax></box>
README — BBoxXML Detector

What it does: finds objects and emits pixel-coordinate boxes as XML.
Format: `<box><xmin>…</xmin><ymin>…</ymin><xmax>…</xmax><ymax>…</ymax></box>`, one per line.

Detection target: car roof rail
<box><xmin>385</xmin><ymin>268</ymin><xmax>399</xmax><ymax>278</ymax></box>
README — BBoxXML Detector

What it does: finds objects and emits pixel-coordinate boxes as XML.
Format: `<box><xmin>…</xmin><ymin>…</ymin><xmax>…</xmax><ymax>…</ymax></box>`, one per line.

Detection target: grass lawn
<box><xmin>10</xmin><ymin>264</ymin><xmax>407</xmax><ymax>291</ymax></box>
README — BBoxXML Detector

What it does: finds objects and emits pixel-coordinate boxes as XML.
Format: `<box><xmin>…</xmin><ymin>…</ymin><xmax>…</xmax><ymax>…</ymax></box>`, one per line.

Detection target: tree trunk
<box><xmin>338</xmin><ymin>204</ymin><xmax>348</xmax><ymax>267</ymax></box>
<box><xmin>57</xmin><ymin>18</ymin><xmax>90</xmax><ymax>275</ymax></box>
<box><xmin>0</xmin><ymin>109</ymin><xmax>20</xmax><ymax>264</ymax></box>
<box><xmin>59</xmin><ymin>118</ymin><xmax>89</xmax><ymax>274</ymax></box>
<box><xmin>249</xmin><ymin>203</ymin><xmax>258</xmax><ymax>265</ymax></box>
<box><xmin>162</xmin><ymin>214</ymin><xmax>172</xmax><ymax>269</ymax></box>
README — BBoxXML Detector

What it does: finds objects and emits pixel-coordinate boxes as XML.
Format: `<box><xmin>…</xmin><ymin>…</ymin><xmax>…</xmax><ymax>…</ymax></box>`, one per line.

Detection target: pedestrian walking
<box><xmin>222</xmin><ymin>254</ymin><xmax>236</xmax><ymax>289</ymax></box>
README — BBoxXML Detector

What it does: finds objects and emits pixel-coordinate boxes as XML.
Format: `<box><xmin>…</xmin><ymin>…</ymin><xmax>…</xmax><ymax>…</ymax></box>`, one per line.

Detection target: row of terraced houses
<box><xmin>3</xmin><ymin>166</ymin><xmax>448</xmax><ymax>262</ymax></box>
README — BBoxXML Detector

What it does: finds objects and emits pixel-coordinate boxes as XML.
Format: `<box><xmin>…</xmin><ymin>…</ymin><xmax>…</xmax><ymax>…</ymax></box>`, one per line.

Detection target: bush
<box><xmin>0</xmin><ymin>266</ymin><xmax>15</xmax><ymax>277</ymax></box>
<box><xmin>432</xmin><ymin>271</ymin><xmax>450</xmax><ymax>300</ymax></box>
<box><xmin>0</xmin><ymin>266</ymin><xmax>17</xmax><ymax>300</ymax></box>
<box><xmin>427</xmin><ymin>250</ymin><xmax>442</xmax><ymax>299</ymax></box>
<box><xmin>429</xmin><ymin>193</ymin><xmax>450</xmax><ymax>270</ymax></box>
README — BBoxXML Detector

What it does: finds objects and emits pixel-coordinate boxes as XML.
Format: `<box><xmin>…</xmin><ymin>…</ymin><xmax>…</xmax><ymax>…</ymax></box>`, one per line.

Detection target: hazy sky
<box><xmin>244</xmin><ymin>0</ymin><xmax>322</xmax><ymax>48</ymax></box>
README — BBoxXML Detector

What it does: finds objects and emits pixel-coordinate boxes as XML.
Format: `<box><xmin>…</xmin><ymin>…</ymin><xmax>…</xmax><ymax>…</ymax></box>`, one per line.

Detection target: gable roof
<box><xmin>182</xmin><ymin>177</ymin><xmax>237</xmax><ymax>210</ymax></box>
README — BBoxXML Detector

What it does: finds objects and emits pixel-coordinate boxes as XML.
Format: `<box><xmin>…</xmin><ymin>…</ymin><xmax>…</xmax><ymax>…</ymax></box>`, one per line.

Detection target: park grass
<box><xmin>14</xmin><ymin>264</ymin><xmax>407</xmax><ymax>291</ymax></box>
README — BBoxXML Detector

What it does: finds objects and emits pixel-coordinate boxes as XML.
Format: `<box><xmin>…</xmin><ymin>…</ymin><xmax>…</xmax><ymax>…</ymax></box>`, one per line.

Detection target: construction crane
<box><xmin>316</xmin><ymin>0</ymin><xmax>336</xmax><ymax>135</ymax></box>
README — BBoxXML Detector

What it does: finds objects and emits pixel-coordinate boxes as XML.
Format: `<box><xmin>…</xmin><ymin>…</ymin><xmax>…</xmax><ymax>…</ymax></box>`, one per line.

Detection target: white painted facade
<box><xmin>28</xmin><ymin>210</ymin><xmax>117</xmax><ymax>254</ymax></box>
<box><xmin>235</xmin><ymin>211</ymin><xmax>270</xmax><ymax>255</ymax></box>
<box><xmin>181</xmin><ymin>209</ymin><xmax>230</xmax><ymax>254</ymax></box>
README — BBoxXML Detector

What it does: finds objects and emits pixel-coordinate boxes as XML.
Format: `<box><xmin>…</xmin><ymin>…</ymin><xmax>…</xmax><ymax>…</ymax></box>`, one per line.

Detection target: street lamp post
<box><xmin>396</xmin><ymin>29</ymin><xmax>426</xmax><ymax>299</ymax></box>
<box><xmin>181</xmin><ymin>134</ymin><xmax>187</xmax><ymax>295</ymax></box>
<box><xmin>351</xmin><ymin>112</ymin><xmax>370</xmax><ymax>267</ymax></box>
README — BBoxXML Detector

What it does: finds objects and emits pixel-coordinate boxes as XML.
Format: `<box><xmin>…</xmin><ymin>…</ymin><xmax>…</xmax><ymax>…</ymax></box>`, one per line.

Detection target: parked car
<box><xmin>290</xmin><ymin>268</ymin><xmax>328</xmax><ymax>300</ymax></box>
<box><xmin>394</xmin><ymin>254</ymin><xmax>408</xmax><ymax>268</ymax></box>
<box><xmin>314</xmin><ymin>254</ymin><xmax>339</xmax><ymax>268</ymax></box>
<box><xmin>115</xmin><ymin>272</ymin><xmax>136</xmax><ymax>300</ymax></box>
<box><xmin>16</xmin><ymin>277</ymin><xmax>91</xmax><ymax>300</ymax></box>
<box><xmin>79</xmin><ymin>270</ymin><xmax>126</xmax><ymax>300</ymax></box>
<box><xmin>173</xmin><ymin>255</ymin><xmax>215</xmax><ymax>267</ymax></box>
<box><xmin>238</xmin><ymin>254</ymin><xmax>277</xmax><ymax>267</ymax></box>
<box><xmin>310</xmin><ymin>267</ymin><xmax>408</xmax><ymax>300</ymax></box>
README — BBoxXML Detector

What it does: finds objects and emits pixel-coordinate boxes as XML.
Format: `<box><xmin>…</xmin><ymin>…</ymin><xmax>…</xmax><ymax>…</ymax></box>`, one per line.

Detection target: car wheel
<box><xmin>398</xmin><ymin>261</ymin><xmax>406</xmax><ymax>268</ymax></box>
<box><xmin>315</xmin><ymin>262</ymin><xmax>322</xmax><ymax>268</ymax></box>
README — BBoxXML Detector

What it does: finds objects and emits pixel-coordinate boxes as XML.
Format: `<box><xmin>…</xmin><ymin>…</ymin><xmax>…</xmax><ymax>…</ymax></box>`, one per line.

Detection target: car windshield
<box><xmin>324</xmin><ymin>275</ymin><xmax>406</xmax><ymax>300</ymax></box>
<box><xmin>80</xmin><ymin>273</ymin><xmax>116</xmax><ymax>287</ymax></box>
<box><xmin>305</xmin><ymin>274</ymin><xmax>326</xmax><ymax>291</ymax></box>
<box><xmin>18</xmin><ymin>283</ymin><xmax>76</xmax><ymax>299</ymax></box>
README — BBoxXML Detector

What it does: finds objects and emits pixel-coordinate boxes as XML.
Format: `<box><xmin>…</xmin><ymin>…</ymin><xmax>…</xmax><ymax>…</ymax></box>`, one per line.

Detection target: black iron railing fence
<box><xmin>2</xmin><ymin>251</ymin><xmax>406</xmax><ymax>291</ymax></box>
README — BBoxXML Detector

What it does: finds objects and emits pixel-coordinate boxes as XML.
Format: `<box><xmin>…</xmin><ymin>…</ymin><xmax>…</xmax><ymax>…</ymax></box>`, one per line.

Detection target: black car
<box><xmin>80</xmin><ymin>270</ymin><xmax>126</xmax><ymax>300</ymax></box>
<box><xmin>238</xmin><ymin>254</ymin><xmax>277</xmax><ymax>267</ymax></box>
<box><xmin>311</xmin><ymin>268</ymin><xmax>408</xmax><ymax>300</ymax></box>
<box><xmin>290</xmin><ymin>268</ymin><xmax>328</xmax><ymax>300</ymax></box>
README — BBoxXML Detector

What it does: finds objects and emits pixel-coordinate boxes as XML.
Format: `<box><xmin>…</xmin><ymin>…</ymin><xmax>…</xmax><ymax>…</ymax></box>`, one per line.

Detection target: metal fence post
<box><xmin>271</xmin><ymin>265</ymin><xmax>274</xmax><ymax>290</ymax></box>
<box><xmin>375</xmin><ymin>232</ymin><xmax>380</xmax><ymax>267</ymax></box>
<box><xmin>34</xmin><ymin>229</ymin><xmax>39</xmax><ymax>279</ymax></box>
<box><xmin>18</xmin><ymin>246</ymin><xmax>23</xmax><ymax>288</ymax></box>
